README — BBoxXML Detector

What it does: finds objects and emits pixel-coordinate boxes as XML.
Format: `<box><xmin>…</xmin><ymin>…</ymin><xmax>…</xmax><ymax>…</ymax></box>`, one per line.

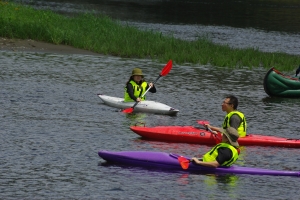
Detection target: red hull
<box><xmin>130</xmin><ymin>126</ymin><xmax>300</xmax><ymax>148</ymax></box>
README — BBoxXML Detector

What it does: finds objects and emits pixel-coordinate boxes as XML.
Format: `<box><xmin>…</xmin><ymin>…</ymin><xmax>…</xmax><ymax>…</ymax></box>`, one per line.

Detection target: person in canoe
<box><xmin>191</xmin><ymin>127</ymin><xmax>240</xmax><ymax>168</ymax></box>
<box><xmin>205</xmin><ymin>95</ymin><xmax>247</xmax><ymax>137</ymax></box>
<box><xmin>124</xmin><ymin>68</ymin><xmax>156</xmax><ymax>102</ymax></box>
<box><xmin>295</xmin><ymin>65</ymin><xmax>300</xmax><ymax>77</ymax></box>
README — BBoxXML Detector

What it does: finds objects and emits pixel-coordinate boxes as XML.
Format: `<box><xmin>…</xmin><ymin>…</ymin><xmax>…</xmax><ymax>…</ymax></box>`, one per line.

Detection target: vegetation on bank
<box><xmin>1</xmin><ymin>1</ymin><xmax>300</xmax><ymax>71</ymax></box>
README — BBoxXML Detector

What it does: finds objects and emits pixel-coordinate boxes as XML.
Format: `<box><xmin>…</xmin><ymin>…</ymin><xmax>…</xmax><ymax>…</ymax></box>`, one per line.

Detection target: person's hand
<box><xmin>205</xmin><ymin>124</ymin><xmax>218</xmax><ymax>134</ymax></box>
<box><xmin>190</xmin><ymin>157</ymin><xmax>202</xmax><ymax>165</ymax></box>
<box><xmin>204</xmin><ymin>124</ymin><xmax>210</xmax><ymax>131</ymax></box>
<box><xmin>136</xmin><ymin>97</ymin><xmax>141</xmax><ymax>102</ymax></box>
<box><xmin>148</xmin><ymin>82</ymin><xmax>154</xmax><ymax>88</ymax></box>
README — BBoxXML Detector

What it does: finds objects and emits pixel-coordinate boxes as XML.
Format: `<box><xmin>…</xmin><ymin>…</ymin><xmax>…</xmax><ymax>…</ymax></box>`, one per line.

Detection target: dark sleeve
<box><xmin>229</xmin><ymin>114</ymin><xmax>242</xmax><ymax>130</ymax></box>
<box><xmin>215</xmin><ymin>147</ymin><xmax>233</xmax><ymax>165</ymax></box>
<box><xmin>146</xmin><ymin>83</ymin><xmax>156</xmax><ymax>93</ymax></box>
<box><xmin>126</xmin><ymin>83</ymin><xmax>137</xmax><ymax>101</ymax></box>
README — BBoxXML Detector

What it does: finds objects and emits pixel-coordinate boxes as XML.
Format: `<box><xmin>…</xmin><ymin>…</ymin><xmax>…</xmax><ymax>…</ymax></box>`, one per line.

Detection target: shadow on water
<box><xmin>14</xmin><ymin>0</ymin><xmax>300</xmax><ymax>56</ymax></box>
<box><xmin>18</xmin><ymin>0</ymin><xmax>300</xmax><ymax>33</ymax></box>
<box><xmin>262</xmin><ymin>96</ymin><xmax>300</xmax><ymax>104</ymax></box>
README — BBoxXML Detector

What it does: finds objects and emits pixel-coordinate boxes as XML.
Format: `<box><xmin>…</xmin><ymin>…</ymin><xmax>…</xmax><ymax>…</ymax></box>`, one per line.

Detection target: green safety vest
<box><xmin>203</xmin><ymin>143</ymin><xmax>239</xmax><ymax>167</ymax></box>
<box><xmin>124</xmin><ymin>80</ymin><xmax>148</xmax><ymax>102</ymax></box>
<box><xmin>222</xmin><ymin>111</ymin><xmax>247</xmax><ymax>137</ymax></box>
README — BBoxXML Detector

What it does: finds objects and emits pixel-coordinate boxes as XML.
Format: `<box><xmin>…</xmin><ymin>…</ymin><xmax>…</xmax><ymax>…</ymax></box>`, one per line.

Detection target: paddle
<box><xmin>197</xmin><ymin>120</ymin><xmax>223</xmax><ymax>144</ymax></box>
<box><xmin>178</xmin><ymin>156</ymin><xmax>190</xmax><ymax>170</ymax></box>
<box><xmin>197</xmin><ymin>120</ymin><xmax>218</xmax><ymax>135</ymax></box>
<box><xmin>122</xmin><ymin>60</ymin><xmax>173</xmax><ymax>113</ymax></box>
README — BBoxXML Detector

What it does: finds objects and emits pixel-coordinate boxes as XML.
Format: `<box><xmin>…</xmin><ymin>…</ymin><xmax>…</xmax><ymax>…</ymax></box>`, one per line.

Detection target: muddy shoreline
<box><xmin>0</xmin><ymin>37</ymin><xmax>100</xmax><ymax>55</ymax></box>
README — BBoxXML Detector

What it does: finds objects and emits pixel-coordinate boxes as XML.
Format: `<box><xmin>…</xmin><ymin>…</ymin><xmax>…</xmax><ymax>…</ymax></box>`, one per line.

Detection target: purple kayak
<box><xmin>98</xmin><ymin>150</ymin><xmax>300</xmax><ymax>177</ymax></box>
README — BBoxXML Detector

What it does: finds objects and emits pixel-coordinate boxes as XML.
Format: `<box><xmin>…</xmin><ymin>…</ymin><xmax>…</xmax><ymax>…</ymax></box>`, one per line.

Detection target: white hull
<box><xmin>98</xmin><ymin>94</ymin><xmax>179</xmax><ymax>115</ymax></box>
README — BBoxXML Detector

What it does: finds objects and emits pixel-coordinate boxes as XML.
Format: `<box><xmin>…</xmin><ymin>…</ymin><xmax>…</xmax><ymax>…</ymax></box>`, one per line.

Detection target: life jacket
<box><xmin>124</xmin><ymin>80</ymin><xmax>147</xmax><ymax>102</ymax></box>
<box><xmin>222</xmin><ymin>111</ymin><xmax>247</xmax><ymax>137</ymax></box>
<box><xmin>203</xmin><ymin>143</ymin><xmax>239</xmax><ymax>167</ymax></box>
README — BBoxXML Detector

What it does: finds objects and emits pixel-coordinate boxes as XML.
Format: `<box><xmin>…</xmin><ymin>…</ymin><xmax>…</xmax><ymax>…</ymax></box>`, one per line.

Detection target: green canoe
<box><xmin>263</xmin><ymin>67</ymin><xmax>300</xmax><ymax>98</ymax></box>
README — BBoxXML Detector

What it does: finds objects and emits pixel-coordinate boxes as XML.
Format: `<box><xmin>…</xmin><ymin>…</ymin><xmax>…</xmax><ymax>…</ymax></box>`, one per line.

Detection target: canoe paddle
<box><xmin>178</xmin><ymin>156</ymin><xmax>190</xmax><ymax>170</ymax></box>
<box><xmin>197</xmin><ymin>120</ymin><xmax>210</xmax><ymax>127</ymax></box>
<box><xmin>122</xmin><ymin>60</ymin><xmax>173</xmax><ymax>113</ymax></box>
<box><xmin>197</xmin><ymin>120</ymin><xmax>218</xmax><ymax>135</ymax></box>
<box><xmin>197</xmin><ymin>120</ymin><xmax>223</xmax><ymax>143</ymax></box>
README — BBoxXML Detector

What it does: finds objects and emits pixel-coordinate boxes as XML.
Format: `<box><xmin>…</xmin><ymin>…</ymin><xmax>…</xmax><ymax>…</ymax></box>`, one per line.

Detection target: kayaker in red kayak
<box><xmin>190</xmin><ymin>127</ymin><xmax>240</xmax><ymax>168</ymax></box>
<box><xmin>205</xmin><ymin>95</ymin><xmax>247</xmax><ymax>137</ymax></box>
<box><xmin>124</xmin><ymin>68</ymin><xmax>156</xmax><ymax>102</ymax></box>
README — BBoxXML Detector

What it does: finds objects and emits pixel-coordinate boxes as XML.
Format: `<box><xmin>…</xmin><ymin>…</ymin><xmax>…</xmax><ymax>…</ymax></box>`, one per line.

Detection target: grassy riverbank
<box><xmin>1</xmin><ymin>1</ymin><xmax>300</xmax><ymax>70</ymax></box>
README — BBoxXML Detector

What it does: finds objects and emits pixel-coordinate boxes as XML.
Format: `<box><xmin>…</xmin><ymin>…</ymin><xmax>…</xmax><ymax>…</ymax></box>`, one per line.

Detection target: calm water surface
<box><xmin>1</xmin><ymin>50</ymin><xmax>300</xmax><ymax>199</ymax></box>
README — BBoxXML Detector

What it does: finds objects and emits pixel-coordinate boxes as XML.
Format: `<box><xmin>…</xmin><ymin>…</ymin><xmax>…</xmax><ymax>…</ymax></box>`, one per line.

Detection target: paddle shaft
<box><xmin>207</xmin><ymin>126</ymin><xmax>218</xmax><ymax>135</ymax></box>
<box><xmin>130</xmin><ymin>75</ymin><xmax>161</xmax><ymax>109</ymax></box>
<box><xmin>197</xmin><ymin>120</ymin><xmax>218</xmax><ymax>135</ymax></box>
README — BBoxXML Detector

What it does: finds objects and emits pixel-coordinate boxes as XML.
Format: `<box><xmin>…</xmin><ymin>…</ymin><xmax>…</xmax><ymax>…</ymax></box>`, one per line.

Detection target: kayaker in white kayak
<box><xmin>191</xmin><ymin>127</ymin><xmax>240</xmax><ymax>168</ymax></box>
<box><xmin>205</xmin><ymin>95</ymin><xmax>247</xmax><ymax>137</ymax></box>
<box><xmin>124</xmin><ymin>68</ymin><xmax>156</xmax><ymax>102</ymax></box>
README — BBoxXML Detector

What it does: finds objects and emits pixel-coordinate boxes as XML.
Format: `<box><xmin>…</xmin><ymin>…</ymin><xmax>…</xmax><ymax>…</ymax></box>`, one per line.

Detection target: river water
<box><xmin>1</xmin><ymin>50</ymin><xmax>300</xmax><ymax>199</ymax></box>
<box><xmin>2</xmin><ymin>0</ymin><xmax>300</xmax><ymax>199</ymax></box>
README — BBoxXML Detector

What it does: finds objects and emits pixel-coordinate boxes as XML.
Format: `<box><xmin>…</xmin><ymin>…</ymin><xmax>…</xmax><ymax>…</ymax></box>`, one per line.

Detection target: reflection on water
<box><xmin>12</xmin><ymin>0</ymin><xmax>300</xmax><ymax>55</ymax></box>
<box><xmin>235</xmin><ymin>146</ymin><xmax>246</xmax><ymax>166</ymax></box>
<box><xmin>129</xmin><ymin>22</ymin><xmax>300</xmax><ymax>55</ymax></box>
<box><xmin>18</xmin><ymin>0</ymin><xmax>300</xmax><ymax>33</ymax></box>
<box><xmin>124</xmin><ymin>113</ymin><xmax>148</xmax><ymax>126</ymax></box>
<box><xmin>262</xmin><ymin>96</ymin><xmax>300</xmax><ymax>104</ymax></box>
<box><xmin>185</xmin><ymin>173</ymin><xmax>240</xmax><ymax>199</ymax></box>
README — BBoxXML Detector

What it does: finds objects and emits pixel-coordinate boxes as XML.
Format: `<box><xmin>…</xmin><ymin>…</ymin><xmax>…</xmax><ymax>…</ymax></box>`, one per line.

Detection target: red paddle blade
<box><xmin>197</xmin><ymin>120</ymin><xmax>210</xmax><ymax>126</ymax></box>
<box><xmin>160</xmin><ymin>60</ymin><xmax>172</xmax><ymax>77</ymax></box>
<box><xmin>122</xmin><ymin>107</ymin><xmax>134</xmax><ymax>113</ymax></box>
<box><xmin>178</xmin><ymin>156</ymin><xmax>189</xmax><ymax>170</ymax></box>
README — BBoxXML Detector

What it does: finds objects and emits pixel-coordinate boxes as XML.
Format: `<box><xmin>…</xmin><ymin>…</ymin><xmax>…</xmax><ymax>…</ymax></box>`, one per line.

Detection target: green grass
<box><xmin>1</xmin><ymin>1</ymin><xmax>300</xmax><ymax>71</ymax></box>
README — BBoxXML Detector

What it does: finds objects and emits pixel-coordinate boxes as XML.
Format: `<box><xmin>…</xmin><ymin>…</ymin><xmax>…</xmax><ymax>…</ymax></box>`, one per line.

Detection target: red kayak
<box><xmin>130</xmin><ymin>124</ymin><xmax>300</xmax><ymax>148</ymax></box>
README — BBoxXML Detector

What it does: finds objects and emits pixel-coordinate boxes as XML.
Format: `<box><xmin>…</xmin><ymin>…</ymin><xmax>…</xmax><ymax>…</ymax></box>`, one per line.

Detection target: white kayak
<box><xmin>97</xmin><ymin>94</ymin><xmax>179</xmax><ymax>115</ymax></box>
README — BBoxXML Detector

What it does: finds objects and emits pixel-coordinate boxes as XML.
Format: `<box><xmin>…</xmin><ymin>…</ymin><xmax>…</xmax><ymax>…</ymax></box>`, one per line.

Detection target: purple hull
<box><xmin>98</xmin><ymin>150</ymin><xmax>300</xmax><ymax>177</ymax></box>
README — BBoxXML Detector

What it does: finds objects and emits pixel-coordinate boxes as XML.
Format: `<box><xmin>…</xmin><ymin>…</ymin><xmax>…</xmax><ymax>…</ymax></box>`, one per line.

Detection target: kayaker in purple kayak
<box><xmin>124</xmin><ymin>68</ymin><xmax>156</xmax><ymax>102</ymax></box>
<box><xmin>205</xmin><ymin>95</ymin><xmax>247</xmax><ymax>137</ymax></box>
<box><xmin>190</xmin><ymin>127</ymin><xmax>240</xmax><ymax>168</ymax></box>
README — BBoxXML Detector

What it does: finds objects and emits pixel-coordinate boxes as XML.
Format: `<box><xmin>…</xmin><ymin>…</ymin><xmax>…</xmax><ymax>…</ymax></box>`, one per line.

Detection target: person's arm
<box><xmin>126</xmin><ymin>83</ymin><xmax>138</xmax><ymax>101</ymax></box>
<box><xmin>146</xmin><ymin>82</ymin><xmax>156</xmax><ymax>93</ymax></box>
<box><xmin>229</xmin><ymin>114</ymin><xmax>242</xmax><ymax>130</ymax></box>
<box><xmin>191</xmin><ymin>148</ymin><xmax>233</xmax><ymax>168</ymax></box>
<box><xmin>206</xmin><ymin>114</ymin><xmax>241</xmax><ymax>132</ymax></box>
<box><xmin>190</xmin><ymin>158</ymin><xmax>220</xmax><ymax>168</ymax></box>
<box><xmin>205</xmin><ymin>124</ymin><xmax>222</xmax><ymax>132</ymax></box>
